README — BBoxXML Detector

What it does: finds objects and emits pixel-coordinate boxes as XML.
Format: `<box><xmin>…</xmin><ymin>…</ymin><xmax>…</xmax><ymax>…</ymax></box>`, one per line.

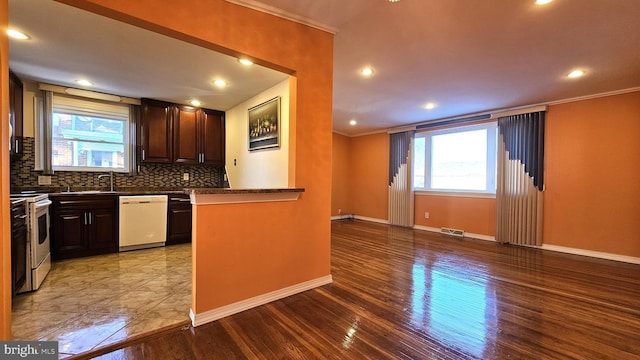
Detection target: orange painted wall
<box><xmin>193</xmin><ymin>200</ymin><xmax>328</xmax><ymax>309</ymax></box>
<box><xmin>544</xmin><ymin>91</ymin><xmax>640</xmax><ymax>257</ymax></box>
<box><xmin>46</xmin><ymin>1</ymin><xmax>333</xmax><ymax>315</ymax></box>
<box><xmin>349</xmin><ymin>133</ymin><xmax>389</xmax><ymax>221</ymax></box>
<box><xmin>414</xmin><ymin>195</ymin><xmax>496</xmax><ymax>236</ymax></box>
<box><xmin>1</xmin><ymin>0</ymin><xmax>12</xmax><ymax>339</ymax></box>
<box><xmin>331</xmin><ymin>132</ymin><xmax>351</xmax><ymax>216</ymax></box>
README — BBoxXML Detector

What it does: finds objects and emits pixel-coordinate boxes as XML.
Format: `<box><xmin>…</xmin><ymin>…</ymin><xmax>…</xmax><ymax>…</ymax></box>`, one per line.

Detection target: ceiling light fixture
<box><xmin>349</xmin><ymin>119</ymin><xmax>357</xmax><ymax>126</ymax></box>
<box><xmin>535</xmin><ymin>0</ymin><xmax>553</xmax><ymax>4</ymax></box>
<box><xmin>360</xmin><ymin>67</ymin><xmax>374</xmax><ymax>77</ymax></box>
<box><xmin>425</xmin><ymin>102</ymin><xmax>436</xmax><ymax>110</ymax></box>
<box><xmin>238</xmin><ymin>58</ymin><xmax>253</xmax><ymax>66</ymax></box>
<box><xmin>75</xmin><ymin>79</ymin><xmax>94</xmax><ymax>87</ymax></box>
<box><xmin>567</xmin><ymin>69</ymin><xmax>585</xmax><ymax>78</ymax></box>
<box><xmin>213</xmin><ymin>79</ymin><xmax>228</xmax><ymax>87</ymax></box>
<box><xmin>7</xmin><ymin>29</ymin><xmax>30</xmax><ymax>40</ymax></box>
<box><xmin>190</xmin><ymin>100</ymin><xmax>201</xmax><ymax>106</ymax></box>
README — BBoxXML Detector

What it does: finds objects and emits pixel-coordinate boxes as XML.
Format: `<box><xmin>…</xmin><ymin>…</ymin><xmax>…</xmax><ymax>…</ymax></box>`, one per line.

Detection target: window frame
<box><xmin>413</xmin><ymin>122</ymin><xmax>497</xmax><ymax>196</ymax></box>
<box><xmin>49</xmin><ymin>94</ymin><xmax>132</xmax><ymax>173</ymax></box>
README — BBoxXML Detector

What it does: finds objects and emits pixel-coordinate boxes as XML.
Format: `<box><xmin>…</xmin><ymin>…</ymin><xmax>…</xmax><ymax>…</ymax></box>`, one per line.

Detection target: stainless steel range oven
<box><xmin>10</xmin><ymin>193</ymin><xmax>51</xmax><ymax>292</ymax></box>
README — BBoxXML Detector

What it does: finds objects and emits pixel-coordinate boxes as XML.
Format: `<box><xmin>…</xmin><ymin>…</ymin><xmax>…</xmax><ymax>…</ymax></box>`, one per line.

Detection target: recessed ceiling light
<box><xmin>7</xmin><ymin>29</ymin><xmax>30</xmax><ymax>40</ymax></box>
<box><xmin>238</xmin><ymin>58</ymin><xmax>253</xmax><ymax>66</ymax></box>
<box><xmin>190</xmin><ymin>100</ymin><xmax>201</xmax><ymax>106</ymax></box>
<box><xmin>389</xmin><ymin>0</ymin><xmax>400</xmax><ymax>2</ymax></box>
<box><xmin>349</xmin><ymin>119</ymin><xmax>357</xmax><ymax>126</ymax></box>
<box><xmin>567</xmin><ymin>69</ymin><xmax>585</xmax><ymax>78</ymax></box>
<box><xmin>75</xmin><ymin>79</ymin><xmax>93</xmax><ymax>87</ymax></box>
<box><xmin>425</xmin><ymin>102</ymin><xmax>436</xmax><ymax>110</ymax></box>
<box><xmin>535</xmin><ymin>0</ymin><xmax>553</xmax><ymax>4</ymax></box>
<box><xmin>213</xmin><ymin>79</ymin><xmax>228</xmax><ymax>87</ymax></box>
<box><xmin>360</xmin><ymin>67</ymin><xmax>374</xmax><ymax>77</ymax></box>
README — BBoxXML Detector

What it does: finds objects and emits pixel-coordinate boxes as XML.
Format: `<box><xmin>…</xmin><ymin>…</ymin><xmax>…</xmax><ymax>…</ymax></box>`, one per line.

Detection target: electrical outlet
<box><xmin>424</xmin><ymin>212</ymin><xmax>430</xmax><ymax>219</ymax></box>
<box><xmin>38</xmin><ymin>176</ymin><xmax>52</xmax><ymax>185</ymax></box>
<box><xmin>183</xmin><ymin>173</ymin><xmax>189</xmax><ymax>181</ymax></box>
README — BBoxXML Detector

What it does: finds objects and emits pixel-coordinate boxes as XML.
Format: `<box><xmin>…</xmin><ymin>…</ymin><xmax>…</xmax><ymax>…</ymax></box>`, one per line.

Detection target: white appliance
<box><xmin>119</xmin><ymin>195</ymin><xmax>168</xmax><ymax>251</ymax></box>
<box><xmin>9</xmin><ymin>193</ymin><xmax>52</xmax><ymax>293</ymax></box>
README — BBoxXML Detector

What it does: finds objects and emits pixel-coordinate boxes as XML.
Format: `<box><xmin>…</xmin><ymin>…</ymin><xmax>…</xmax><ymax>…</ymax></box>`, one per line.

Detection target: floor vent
<box><xmin>441</xmin><ymin>227</ymin><xmax>465</xmax><ymax>238</ymax></box>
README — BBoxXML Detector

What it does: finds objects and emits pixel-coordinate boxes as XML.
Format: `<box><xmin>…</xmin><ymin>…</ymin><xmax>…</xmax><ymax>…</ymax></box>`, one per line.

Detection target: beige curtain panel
<box><xmin>496</xmin><ymin>112</ymin><xmax>545</xmax><ymax>246</ymax></box>
<box><xmin>389</xmin><ymin>131</ymin><xmax>415</xmax><ymax>227</ymax></box>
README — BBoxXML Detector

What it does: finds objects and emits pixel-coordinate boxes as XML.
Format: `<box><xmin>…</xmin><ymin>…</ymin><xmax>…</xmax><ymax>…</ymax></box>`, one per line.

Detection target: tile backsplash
<box><xmin>11</xmin><ymin>137</ymin><xmax>227</xmax><ymax>192</ymax></box>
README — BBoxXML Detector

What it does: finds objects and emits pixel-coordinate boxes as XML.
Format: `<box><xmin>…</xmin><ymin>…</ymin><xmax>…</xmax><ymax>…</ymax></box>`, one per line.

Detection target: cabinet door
<box><xmin>88</xmin><ymin>209</ymin><xmax>117</xmax><ymax>251</ymax></box>
<box><xmin>173</xmin><ymin>106</ymin><xmax>199</xmax><ymax>164</ymax></box>
<box><xmin>141</xmin><ymin>98</ymin><xmax>173</xmax><ymax>163</ymax></box>
<box><xmin>167</xmin><ymin>206</ymin><xmax>192</xmax><ymax>245</ymax></box>
<box><xmin>52</xmin><ymin>209</ymin><xmax>89</xmax><ymax>260</ymax></box>
<box><xmin>200</xmin><ymin>109</ymin><xmax>225</xmax><ymax>165</ymax></box>
<box><xmin>11</xmin><ymin>226</ymin><xmax>27</xmax><ymax>295</ymax></box>
<box><xmin>9</xmin><ymin>71</ymin><xmax>23</xmax><ymax>156</ymax></box>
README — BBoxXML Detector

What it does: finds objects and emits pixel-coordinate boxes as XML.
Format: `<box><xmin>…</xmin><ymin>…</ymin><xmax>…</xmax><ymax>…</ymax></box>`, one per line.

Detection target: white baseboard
<box><xmin>353</xmin><ymin>215</ymin><xmax>389</xmax><ymax>224</ymax></box>
<box><xmin>190</xmin><ymin>275</ymin><xmax>333</xmax><ymax>327</ymax></box>
<box><xmin>413</xmin><ymin>225</ymin><xmax>496</xmax><ymax>242</ymax></box>
<box><xmin>541</xmin><ymin>245</ymin><xmax>640</xmax><ymax>265</ymax></box>
<box><xmin>339</xmin><ymin>217</ymin><xmax>639</xmax><ymax>264</ymax></box>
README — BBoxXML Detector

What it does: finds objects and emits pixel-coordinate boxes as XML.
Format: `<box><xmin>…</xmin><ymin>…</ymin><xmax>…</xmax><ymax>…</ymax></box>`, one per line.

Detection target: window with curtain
<box><xmin>413</xmin><ymin>122</ymin><xmax>497</xmax><ymax>193</ymax></box>
<box><xmin>49</xmin><ymin>94</ymin><xmax>131</xmax><ymax>172</ymax></box>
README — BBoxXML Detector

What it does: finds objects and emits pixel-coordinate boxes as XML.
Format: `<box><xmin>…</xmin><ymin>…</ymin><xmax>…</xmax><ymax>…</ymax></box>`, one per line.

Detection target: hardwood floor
<box><xmin>81</xmin><ymin>220</ymin><xmax>640</xmax><ymax>359</ymax></box>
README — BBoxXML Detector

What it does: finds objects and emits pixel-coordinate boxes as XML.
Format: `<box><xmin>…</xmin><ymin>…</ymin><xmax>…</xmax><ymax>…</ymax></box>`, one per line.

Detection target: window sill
<box><xmin>414</xmin><ymin>190</ymin><xmax>496</xmax><ymax>199</ymax></box>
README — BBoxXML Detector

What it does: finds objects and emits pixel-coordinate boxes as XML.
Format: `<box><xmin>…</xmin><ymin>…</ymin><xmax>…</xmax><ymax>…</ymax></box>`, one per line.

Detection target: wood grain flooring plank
<box><xmin>77</xmin><ymin>220</ymin><xmax>640</xmax><ymax>359</ymax></box>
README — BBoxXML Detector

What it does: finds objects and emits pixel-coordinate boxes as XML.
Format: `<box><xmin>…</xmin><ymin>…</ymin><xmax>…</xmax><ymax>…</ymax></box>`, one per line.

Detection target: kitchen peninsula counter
<box><xmin>185</xmin><ymin>188</ymin><xmax>305</xmax><ymax>205</ymax></box>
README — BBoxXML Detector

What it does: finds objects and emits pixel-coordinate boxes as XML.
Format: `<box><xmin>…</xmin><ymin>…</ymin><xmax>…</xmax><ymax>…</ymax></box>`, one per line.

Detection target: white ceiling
<box><xmin>8</xmin><ymin>0</ymin><xmax>640</xmax><ymax>136</ymax></box>
<box><xmin>8</xmin><ymin>0</ymin><xmax>289</xmax><ymax>111</ymax></box>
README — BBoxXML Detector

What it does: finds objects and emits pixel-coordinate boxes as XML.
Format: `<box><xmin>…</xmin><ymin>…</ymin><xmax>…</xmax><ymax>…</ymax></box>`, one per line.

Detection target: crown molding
<box><xmin>224</xmin><ymin>0</ymin><xmax>338</xmax><ymax>34</ymax></box>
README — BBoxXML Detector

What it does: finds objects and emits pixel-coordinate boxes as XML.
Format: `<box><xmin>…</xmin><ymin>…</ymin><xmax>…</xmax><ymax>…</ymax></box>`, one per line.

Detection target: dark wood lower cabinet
<box><xmin>11</xmin><ymin>200</ymin><xmax>27</xmax><ymax>296</ymax></box>
<box><xmin>50</xmin><ymin>193</ymin><xmax>191</xmax><ymax>260</ymax></box>
<box><xmin>166</xmin><ymin>194</ymin><xmax>192</xmax><ymax>245</ymax></box>
<box><xmin>51</xmin><ymin>195</ymin><xmax>118</xmax><ymax>260</ymax></box>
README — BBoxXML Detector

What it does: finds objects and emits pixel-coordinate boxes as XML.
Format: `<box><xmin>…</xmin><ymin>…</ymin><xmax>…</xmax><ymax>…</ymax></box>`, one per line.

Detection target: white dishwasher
<box><xmin>119</xmin><ymin>195</ymin><xmax>168</xmax><ymax>251</ymax></box>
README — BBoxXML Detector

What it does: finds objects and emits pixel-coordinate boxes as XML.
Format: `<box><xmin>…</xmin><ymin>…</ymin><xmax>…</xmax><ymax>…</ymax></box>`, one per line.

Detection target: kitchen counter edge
<box><xmin>184</xmin><ymin>188</ymin><xmax>305</xmax><ymax>195</ymax></box>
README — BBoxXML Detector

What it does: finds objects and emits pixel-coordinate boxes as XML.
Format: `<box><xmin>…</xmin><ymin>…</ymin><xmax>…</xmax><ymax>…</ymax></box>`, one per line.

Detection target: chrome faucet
<box><xmin>98</xmin><ymin>171</ymin><xmax>115</xmax><ymax>192</ymax></box>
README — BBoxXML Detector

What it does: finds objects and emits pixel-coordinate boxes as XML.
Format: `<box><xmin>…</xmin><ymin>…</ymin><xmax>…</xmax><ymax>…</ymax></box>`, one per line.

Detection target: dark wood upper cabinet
<box><xmin>173</xmin><ymin>106</ymin><xmax>200</xmax><ymax>164</ymax></box>
<box><xmin>142</xmin><ymin>98</ymin><xmax>225</xmax><ymax>165</ymax></box>
<box><xmin>141</xmin><ymin>98</ymin><xmax>174</xmax><ymax>163</ymax></box>
<box><xmin>200</xmin><ymin>109</ymin><xmax>225</xmax><ymax>166</ymax></box>
<box><xmin>9</xmin><ymin>70</ymin><xmax>24</xmax><ymax>156</ymax></box>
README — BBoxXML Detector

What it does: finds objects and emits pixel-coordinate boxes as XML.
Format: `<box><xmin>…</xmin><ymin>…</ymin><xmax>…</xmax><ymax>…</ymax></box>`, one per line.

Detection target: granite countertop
<box><xmin>184</xmin><ymin>188</ymin><xmax>305</xmax><ymax>195</ymax></box>
<box><xmin>47</xmin><ymin>187</ymin><xmax>219</xmax><ymax>197</ymax></box>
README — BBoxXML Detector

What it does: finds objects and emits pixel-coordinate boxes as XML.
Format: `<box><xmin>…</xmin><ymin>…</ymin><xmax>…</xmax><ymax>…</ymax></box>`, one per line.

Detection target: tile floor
<box><xmin>11</xmin><ymin>244</ymin><xmax>192</xmax><ymax>359</ymax></box>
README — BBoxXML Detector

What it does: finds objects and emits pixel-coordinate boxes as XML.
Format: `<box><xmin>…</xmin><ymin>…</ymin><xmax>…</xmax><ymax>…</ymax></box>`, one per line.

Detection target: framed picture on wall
<box><xmin>248</xmin><ymin>96</ymin><xmax>280</xmax><ymax>151</ymax></box>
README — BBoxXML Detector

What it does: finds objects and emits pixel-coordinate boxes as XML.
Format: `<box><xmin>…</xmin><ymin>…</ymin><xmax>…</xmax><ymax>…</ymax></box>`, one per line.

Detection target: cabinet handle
<box><xmin>15</xmin><ymin>139</ymin><xmax>19</xmax><ymax>153</ymax></box>
<box><xmin>142</xmin><ymin>149</ymin><xmax>145</xmax><ymax>160</ymax></box>
<box><xmin>89</xmin><ymin>212</ymin><xmax>92</xmax><ymax>225</ymax></box>
<box><xmin>84</xmin><ymin>213</ymin><xmax>88</xmax><ymax>225</ymax></box>
<box><xmin>201</xmin><ymin>153</ymin><xmax>205</xmax><ymax>163</ymax></box>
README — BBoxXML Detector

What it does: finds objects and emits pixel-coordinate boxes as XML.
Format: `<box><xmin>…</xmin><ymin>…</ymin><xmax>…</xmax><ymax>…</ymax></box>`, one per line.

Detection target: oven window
<box><xmin>38</xmin><ymin>214</ymin><xmax>48</xmax><ymax>245</ymax></box>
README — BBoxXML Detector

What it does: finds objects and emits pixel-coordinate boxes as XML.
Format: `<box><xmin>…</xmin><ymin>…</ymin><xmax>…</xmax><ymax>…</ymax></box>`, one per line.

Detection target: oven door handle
<box><xmin>32</xmin><ymin>199</ymin><xmax>52</xmax><ymax>209</ymax></box>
